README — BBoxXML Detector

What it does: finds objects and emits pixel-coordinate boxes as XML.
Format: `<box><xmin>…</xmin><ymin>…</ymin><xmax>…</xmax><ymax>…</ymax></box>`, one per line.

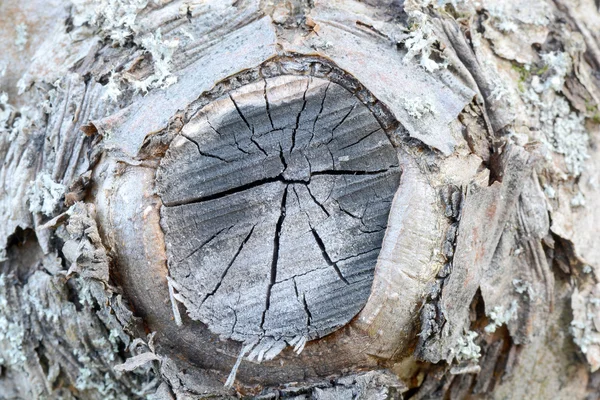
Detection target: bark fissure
<box><xmin>311</xmin><ymin>167</ymin><xmax>396</xmax><ymax>176</ymax></box>
<box><xmin>249</xmin><ymin>131</ymin><xmax>269</xmax><ymax>158</ymax></box>
<box><xmin>337</xmin><ymin>202</ymin><xmax>387</xmax><ymax>233</ymax></box>
<box><xmin>208</xmin><ymin>117</ymin><xmax>251</xmax><ymax>156</ymax></box>
<box><xmin>278</xmin><ymin>143</ymin><xmax>288</xmax><ymax>172</ymax></box>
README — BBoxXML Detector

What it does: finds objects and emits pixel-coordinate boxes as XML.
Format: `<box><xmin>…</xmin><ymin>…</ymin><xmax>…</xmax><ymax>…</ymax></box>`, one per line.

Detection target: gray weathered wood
<box><xmin>157</xmin><ymin>75</ymin><xmax>400</xmax><ymax>348</ymax></box>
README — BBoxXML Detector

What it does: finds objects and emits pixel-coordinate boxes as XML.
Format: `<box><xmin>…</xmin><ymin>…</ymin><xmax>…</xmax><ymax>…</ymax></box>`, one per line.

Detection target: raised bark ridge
<box><xmin>157</xmin><ymin>75</ymin><xmax>401</xmax><ymax>348</ymax></box>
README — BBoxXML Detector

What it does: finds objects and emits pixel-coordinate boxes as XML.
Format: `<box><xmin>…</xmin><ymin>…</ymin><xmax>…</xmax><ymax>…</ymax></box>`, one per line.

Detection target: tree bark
<box><xmin>1</xmin><ymin>0</ymin><xmax>600</xmax><ymax>398</ymax></box>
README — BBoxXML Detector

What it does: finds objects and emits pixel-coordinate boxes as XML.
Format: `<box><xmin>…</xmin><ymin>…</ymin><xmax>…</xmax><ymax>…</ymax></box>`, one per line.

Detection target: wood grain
<box><xmin>157</xmin><ymin>75</ymin><xmax>400</xmax><ymax>345</ymax></box>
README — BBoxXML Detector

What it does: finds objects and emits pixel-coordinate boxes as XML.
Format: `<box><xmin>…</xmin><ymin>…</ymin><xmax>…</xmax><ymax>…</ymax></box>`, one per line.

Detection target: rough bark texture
<box><xmin>1</xmin><ymin>0</ymin><xmax>600</xmax><ymax>399</ymax></box>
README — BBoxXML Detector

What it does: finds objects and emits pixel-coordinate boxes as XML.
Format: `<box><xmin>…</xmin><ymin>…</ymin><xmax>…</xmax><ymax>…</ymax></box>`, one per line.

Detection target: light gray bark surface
<box><xmin>1</xmin><ymin>0</ymin><xmax>600</xmax><ymax>399</ymax></box>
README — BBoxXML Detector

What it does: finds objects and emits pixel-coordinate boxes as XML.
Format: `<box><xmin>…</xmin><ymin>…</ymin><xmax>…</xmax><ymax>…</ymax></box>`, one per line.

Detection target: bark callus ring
<box><xmin>157</xmin><ymin>75</ymin><xmax>401</xmax><ymax>356</ymax></box>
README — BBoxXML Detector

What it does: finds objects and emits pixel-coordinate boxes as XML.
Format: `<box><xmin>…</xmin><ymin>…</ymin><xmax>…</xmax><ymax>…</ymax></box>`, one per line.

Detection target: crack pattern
<box><xmin>179</xmin><ymin>225</ymin><xmax>231</xmax><ymax>264</ymax></box>
<box><xmin>263</xmin><ymin>78</ymin><xmax>276</xmax><ymax>130</ymax></box>
<box><xmin>261</xmin><ymin>186</ymin><xmax>288</xmax><ymax>330</ymax></box>
<box><xmin>157</xmin><ymin>75</ymin><xmax>401</xmax><ymax>348</ymax></box>
<box><xmin>310</xmin><ymin>82</ymin><xmax>330</xmax><ymax>145</ymax></box>
<box><xmin>310</xmin><ymin>227</ymin><xmax>349</xmax><ymax>285</ymax></box>
<box><xmin>339</xmin><ymin>128</ymin><xmax>382</xmax><ymax>151</ymax></box>
<box><xmin>201</xmin><ymin>225</ymin><xmax>256</xmax><ymax>306</ymax></box>
<box><xmin>161</xmin><ymin>167</ymin><xmax>396</xmax><ymax>207</ymax></box>
<box><xmin>290</xmin><ymin>79</ymin><xmax>310</xmax><ymax>153</ymax></box>
<box><xmin>181</xmin><ymin>132</ymin><xmax>230</xmax><ymax>163</ymax></box>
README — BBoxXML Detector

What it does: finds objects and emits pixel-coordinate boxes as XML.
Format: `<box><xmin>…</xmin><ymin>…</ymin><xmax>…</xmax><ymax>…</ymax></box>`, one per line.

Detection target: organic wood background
<box><xmin>0</xmin><ymin>0</ymin><xmax>599</xmax><ymax>398</ymax></box>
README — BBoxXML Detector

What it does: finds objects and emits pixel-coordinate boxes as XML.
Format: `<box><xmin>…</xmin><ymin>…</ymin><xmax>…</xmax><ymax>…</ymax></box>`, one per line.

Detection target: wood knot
<box><xmin>156</xmin><ymin>74</ymin><xmax>401</xmax><ymax>347</ymax></box>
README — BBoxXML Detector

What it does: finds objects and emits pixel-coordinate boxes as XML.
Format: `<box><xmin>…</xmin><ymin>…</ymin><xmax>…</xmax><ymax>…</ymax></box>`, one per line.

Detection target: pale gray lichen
<box><xmin>486</xmin><ymin>2</ymin><xmax>551</xmax><ymax>28</ymax></box>
<box><xmin>410</xmin><ymin>0</ymin><xmax>465</xmax><ymax>11</ymax></box>
<box><xmin>489</xmin><ymin>79</ymin><xmax>511</xmax><ymax>102</ymax></box>
<box><xmin>454</xmin><ymin>330</ymin><xmax>481</xmax><ymax>362</ymax></box>
<box><xmin>15</xmin><ymin>23</ymin><xmax>28</xmax><ymax>52</ymax></box>
<box><xmin>0</xmin><ymin>269</ymin><xmax>139</xmax><ymax>399</ymax></box>
<box><xmin>70</xmin><ymin>0</ymin><xmax>149</xmax><ymax>45</ymax></box>
<box><xmin>102</xmin><ymin>29</ymin><xmax>179</xmax><ymax>100</ymax></box>
<box><xmin>404</xmin><ymin>97</ymin><xmax>436</xmax><ymax>119</ymax></box>
<box><xmin>543</xmin><ymin>185</ymin><xmax>556</xmax><ymax>199</ymax></box>
<box><xmin>484</xmin><ymin>300</ymin><xmax>518</xmax><ymax>333</ymax></box>
<box><xmin>507</xmin><ymin>128</ymin><xmax>529</xmax><ymax>146</ymax></box>
<box><xmin>541</xmin><ymin>52</ymin><xmax>571</xmax><ymax>92</ymax></box>
<box><xmin>42</xmin><ymin>252</ymin><xmax>64</xmax><ymax>275</ymax></box>
<box><xmin>524</xmin><ymin>61</ymin><xmax>589</xmax><ymax>176</ymax></box>
<box><xmin>128</xmin><ymin>29</ymin><xmax>179</xmax><ymax>93</ymax></box>
<box><xmin>495</xmin><ymin>19</ymin><xmax>519</xmax><ymax>33</ymax></box>
<box><xmin>571</xmin><ymin>285</ymin><xmax>600</xmax><ymax>371</ymax></box>
<box><xmin>70</xmin><ymin>1</ymin><xmax>178</xmax><ymax>98</ymax></box>
<box><xmin>436</xmin><ymin>0</ymin><xmax>464</xmax><ymax>9</ymax></box>
<box><xmin>27</xmin><ymin>173</ymin><xmax>66</xmax><ymax>216</ymax></box>
<box><xmin>0</xmin><ymin>92</ymin><xmax>12</xmax><ymax>127</ymax></box>
<box><xmin>22</xmin><ymin>273</ymin><xmax>62</xmax><ymax>325</ymax></box>
<box><xmin>480</xmin><ymin>58</ymin><xmax>512</xmax><ymax>105</ymax></box>
<box><xmin>309</xmin><ymin>36</ymin><xmax>333</xmax><ymax>51</ymax></box>
<box><xmin>39</xmin><ymin>79</ymin><xmax>62</xmax><ymax>114</ymax></box>
<box><xmin>179</xmin><ymin>28</ymin><xmax>195</xmax><ymax>42</ymax></box>
<box><xmin>571</xmin><ymin>191</ymin><xmax>586</xmax><ymax>208</ymax></box>
<box><xmin>0</xmin><ymin>92</ymin><xmax>40</xmax><ymax>143</ymax></box>
<box><xmin>519</xmin><ymin>51</ymin><xmax>590</xmax><ymax>176</ymax></box>
<box><xmin>0</xmin><ymin>276</ymin><xmax>27</xmax><ymax>367</ymax></box>
<box><xmin>103</xmin><ymin>71</ymin><xmax>124</xmax><ymax>102</ymax></box>
<box><xmin>1</xmin><ymin>94</ymin><xmax>20</xmax><ymax>140</ymax></box>
<box><xmin>540</xmin><ymin>96</ymin><xmax>589</xmax><ymax>176</ymax></box>
<box><xmin>512</xmin><ymin>279</ymin><xmax>536</xmax><ymax>300</ymax></box>
<box><xmin>16</xmin><ymin>77</ymin><xmax>29</xmax><ymax>95</ymax></box>
<box><xmin>402</xmin><ymin>12</ymin><xmax>447</xmax><ymax>73</ymax></box>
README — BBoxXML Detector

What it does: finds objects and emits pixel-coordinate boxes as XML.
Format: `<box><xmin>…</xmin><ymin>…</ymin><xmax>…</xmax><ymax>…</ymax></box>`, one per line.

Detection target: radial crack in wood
<box><xmin>156</xmin><ymin>75</ymin><xmax>401</xmax><ymax>346</ymax></box>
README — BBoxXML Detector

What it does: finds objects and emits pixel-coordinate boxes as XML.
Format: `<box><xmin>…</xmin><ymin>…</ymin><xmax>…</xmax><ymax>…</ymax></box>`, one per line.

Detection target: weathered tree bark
<box><xmin>1</xmin><ymin>0</ymin><xmax>600</xmax><ymax>398</ymax></box>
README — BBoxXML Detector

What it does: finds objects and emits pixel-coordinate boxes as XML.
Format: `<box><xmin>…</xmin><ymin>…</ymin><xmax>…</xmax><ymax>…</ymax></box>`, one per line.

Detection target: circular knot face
<box><xmin>157</xmin><ymin>75</ymin><xmax>400</xmax><ymax>344</ymax></box>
